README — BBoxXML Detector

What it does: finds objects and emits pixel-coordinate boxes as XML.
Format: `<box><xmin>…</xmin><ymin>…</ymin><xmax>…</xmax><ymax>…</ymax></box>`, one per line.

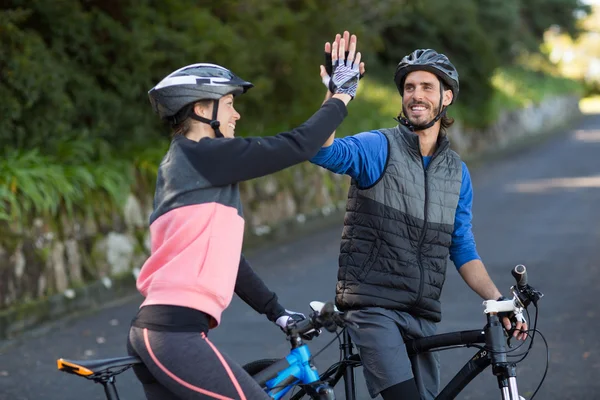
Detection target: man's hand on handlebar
<box><xmin>495</xmin><ymin>294</ymin><xmax>528</xmax><ymax>341</ymax></box>
<box><xmin>501</xmin><ymin>313</ymin><xmax>528</xmax><ymax>341</ymax></box>
<box><xmin>500</xmin><ymin>264</ymin><xmax>541</xmax><ymax>341</ymax></box>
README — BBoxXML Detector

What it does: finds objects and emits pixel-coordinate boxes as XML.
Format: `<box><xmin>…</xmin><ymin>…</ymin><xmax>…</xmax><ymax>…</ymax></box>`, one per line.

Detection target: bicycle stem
<box><xmin>485</xmin><ymin>314</ymin><xmax>508</xmax><ymax>366</ymax></box>
<box><xmin>485</xmin><ymin>313</ymin><xmax>520</xmax><ymax>400</ymax></box>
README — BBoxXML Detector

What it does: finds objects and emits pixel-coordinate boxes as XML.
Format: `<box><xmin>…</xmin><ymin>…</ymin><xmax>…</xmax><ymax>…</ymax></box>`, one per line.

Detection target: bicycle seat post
<box><xmin>102</xmin><ymin>376</ymin><xmax>121</xmax><ymax>400</ymax></box>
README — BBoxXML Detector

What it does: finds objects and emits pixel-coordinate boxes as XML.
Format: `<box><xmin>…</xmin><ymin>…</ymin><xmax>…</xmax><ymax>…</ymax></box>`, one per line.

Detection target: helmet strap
<box><xmin>189</xmin><ymin>100</ymin><xmax>224</xmax><ymax>138</ymax></box>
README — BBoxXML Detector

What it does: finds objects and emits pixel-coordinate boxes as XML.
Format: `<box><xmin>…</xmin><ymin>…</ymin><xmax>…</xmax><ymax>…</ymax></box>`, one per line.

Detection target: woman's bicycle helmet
<box><xmin>148</xmin><ymin>63</ymin><xmax>253</xmax><ymax>136</ymax></box>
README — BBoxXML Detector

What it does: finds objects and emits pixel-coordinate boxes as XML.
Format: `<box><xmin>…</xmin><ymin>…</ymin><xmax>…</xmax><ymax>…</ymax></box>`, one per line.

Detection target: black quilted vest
<box><xmin>335</xmin><ymin>125</ymin><xmax>463</xmax><ymax>322</ymax></box>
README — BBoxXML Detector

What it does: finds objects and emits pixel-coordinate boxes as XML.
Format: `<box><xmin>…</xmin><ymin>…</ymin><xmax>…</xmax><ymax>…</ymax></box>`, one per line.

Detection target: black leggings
<box><xmin>127</xmin><ymin>327</ymin><xmax>269</xmax><ymax>399</ymax></box>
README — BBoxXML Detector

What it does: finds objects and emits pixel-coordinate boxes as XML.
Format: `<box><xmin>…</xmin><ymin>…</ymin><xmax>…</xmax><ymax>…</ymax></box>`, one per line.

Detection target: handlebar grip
<box><xmin>294</xmin><ymin>318</ymin><xmax>316</xmax><ymax>335</ymax></box>
<box><xmin>511</xmin><ymin>264</ymin><xmax>528</xmax><ymax>289</ymax></box>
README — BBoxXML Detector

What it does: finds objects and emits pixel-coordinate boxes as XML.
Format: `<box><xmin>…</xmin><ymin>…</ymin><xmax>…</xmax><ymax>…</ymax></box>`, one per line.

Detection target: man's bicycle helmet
<box><xmin>393</xmin><ymin>49</ymin><xmax>459</xmax><ymax>131</ymax></box>
<box><xmin>394</xmin><ymin>49</ymin><xmax>459</xmax><ymax>102</ymax></box>
<box><xmin>148</xmin><ymin>63</ymin><xmax>253</xmax><ymax>136</ymax></box>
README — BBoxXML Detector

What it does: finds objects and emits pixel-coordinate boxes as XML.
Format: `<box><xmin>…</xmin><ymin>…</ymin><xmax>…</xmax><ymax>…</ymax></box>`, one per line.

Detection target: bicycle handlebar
<box><xmin>289</xmin><ymin>266</ymin><xmax>543</xmax><ymax>345</ymax></box>
<box><xmin>287</xmin><ymin>301</ymin><xmax>351</xmax><ymax>341</ymax></box>
<box><xmin>483</xmin><ymin>264</ymin><xmax>543</xmax><ymax>328</ymax></box>
<box><xmin>511</xmin><ymin>264</ymin><xmax>528</xmax><ymax>289</ymax></box>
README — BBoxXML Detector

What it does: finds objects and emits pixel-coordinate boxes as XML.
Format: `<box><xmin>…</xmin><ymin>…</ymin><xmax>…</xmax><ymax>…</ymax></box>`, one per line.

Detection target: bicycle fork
<box><xmin>497</xmin><ymin>364</ymin><xmax>522</xmax><ymax>400</ymax></box>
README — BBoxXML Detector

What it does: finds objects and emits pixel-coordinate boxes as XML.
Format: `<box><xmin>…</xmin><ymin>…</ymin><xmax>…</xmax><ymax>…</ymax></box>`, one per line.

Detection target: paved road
<box><xmin>2</xmin><ymin>113</ymin><xmax>600</xmax><ymax>399</ymax></box>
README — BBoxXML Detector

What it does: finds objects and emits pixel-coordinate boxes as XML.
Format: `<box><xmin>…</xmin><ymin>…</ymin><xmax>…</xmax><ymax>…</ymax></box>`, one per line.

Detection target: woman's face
<box><xmin>216</xmin><ymin>94</ymin><xmax>241</xmax><ymax>138</ymax></box>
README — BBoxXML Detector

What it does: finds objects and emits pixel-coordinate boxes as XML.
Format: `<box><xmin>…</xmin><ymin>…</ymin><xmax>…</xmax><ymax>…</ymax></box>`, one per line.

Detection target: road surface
<box><xmin>2</xmin><ymin>113</ymin><xmax>600</xmax><ymax>399</ymax></box>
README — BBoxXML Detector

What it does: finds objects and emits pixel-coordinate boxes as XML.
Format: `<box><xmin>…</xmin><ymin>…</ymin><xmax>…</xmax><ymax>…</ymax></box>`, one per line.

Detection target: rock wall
<box><xmin>449</xmin><ymin>95</ymin><xmax>581</xmax><ymax>155</ymax></box>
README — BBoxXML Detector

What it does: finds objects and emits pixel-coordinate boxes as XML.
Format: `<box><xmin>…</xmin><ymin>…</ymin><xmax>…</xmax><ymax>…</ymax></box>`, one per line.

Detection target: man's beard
<box><xmin>402</xmin><ymin>101</ymin><xmax>440</xmax><ymax>127</ymax></box>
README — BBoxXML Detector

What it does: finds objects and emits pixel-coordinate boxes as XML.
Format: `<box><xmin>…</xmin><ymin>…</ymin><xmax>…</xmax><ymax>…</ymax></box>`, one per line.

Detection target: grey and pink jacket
<box><xmin>136</xmin><ymin>98</ymin><xmax>348</xmax><ymax>326</ymax></box>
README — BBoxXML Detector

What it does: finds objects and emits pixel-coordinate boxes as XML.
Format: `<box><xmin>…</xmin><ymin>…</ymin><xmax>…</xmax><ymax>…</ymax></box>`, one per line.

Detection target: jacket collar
<box><xmin>396</xmin><ymin>124</ymin><xmax>450</xmax><ymax>160</ymax></box>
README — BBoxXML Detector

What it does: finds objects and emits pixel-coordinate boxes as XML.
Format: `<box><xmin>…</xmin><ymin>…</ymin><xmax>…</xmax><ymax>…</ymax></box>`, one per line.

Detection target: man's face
<box><xmin>402</xmin><ymin>70</ymin><xmax>452</xmax><ymax>126</ymax></box>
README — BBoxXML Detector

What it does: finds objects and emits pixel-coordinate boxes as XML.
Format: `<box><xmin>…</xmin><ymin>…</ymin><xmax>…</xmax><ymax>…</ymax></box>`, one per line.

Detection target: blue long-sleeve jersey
<box><xmin>310</xmin><ymin>130</ymin><xmax>480</xmax><ymax>269</ymax></box>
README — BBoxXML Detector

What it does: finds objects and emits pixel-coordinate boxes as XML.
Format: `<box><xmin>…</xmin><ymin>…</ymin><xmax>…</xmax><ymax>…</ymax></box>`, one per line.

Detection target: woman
<box><xmin>127</xmin><ymin>34</ymin><xmax>363</xmax><ymax>399</ymax></box>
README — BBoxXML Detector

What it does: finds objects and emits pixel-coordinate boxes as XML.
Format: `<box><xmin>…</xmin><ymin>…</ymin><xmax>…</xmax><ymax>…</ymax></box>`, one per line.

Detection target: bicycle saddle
<box><xmin>57</xmin><ymin>355</ymin><xmax>142</xmax><ymax>377</ymax></box>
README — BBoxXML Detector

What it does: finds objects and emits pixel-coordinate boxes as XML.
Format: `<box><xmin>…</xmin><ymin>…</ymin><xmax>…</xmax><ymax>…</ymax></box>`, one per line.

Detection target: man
<box><xmin>312</xmin><ymin>37</ymin><xmax>527</xmax><ymax>400</ymax></box>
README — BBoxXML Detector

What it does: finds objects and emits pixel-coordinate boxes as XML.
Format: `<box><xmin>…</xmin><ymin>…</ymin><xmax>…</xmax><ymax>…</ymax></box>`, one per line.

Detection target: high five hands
<box><xmin>320</xmin><ymin>31</ymin><xmax>366</xmax><ymax>100</ymax></box>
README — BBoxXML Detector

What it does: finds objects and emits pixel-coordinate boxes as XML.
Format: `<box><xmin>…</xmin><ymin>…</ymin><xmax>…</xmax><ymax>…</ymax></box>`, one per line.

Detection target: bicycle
<box><xmin>241</xmin><ymin>264</ymin><xmax>546</xmax><ymax>400</ymax></box>
<box><xmin>56</xmin><ymin>264</ymin><xmax>546</xmax><ymax>400</ymax></box>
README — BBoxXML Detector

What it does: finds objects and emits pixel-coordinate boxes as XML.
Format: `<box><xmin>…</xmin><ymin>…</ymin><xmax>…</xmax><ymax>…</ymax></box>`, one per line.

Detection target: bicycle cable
<box><xmin>470</xmin><ymin>303</ymin><xmax>548</xmax><ymax>399</ymax></box>
<box><xmin>508</xmin><ymin>298</ymin><xmax>537</xmax><ymax>356</ymax></box>
<box><xmin>428</xmin><ymin>305</ymin><xmax>547</xmax><ymax>399</ymax></box>
<box><xmin>507</xmin><ymin>307</ymin><xmax>536</xmax><ymax>360</ymax></box>
<box><xmin>527</xmin><ymin>327</ymin><xmax>549</xmax><ymax>400</ymax></box>
<box><xmin>470</xmin><ymin>306</ymin><xmax>538</xmax><ymax>357</ymax></box>
<box><xmin>453</xmin><ymin>328</ymin><xmax>548</xmax><ymax>399</ymax></box>
<box><xmin>506</xmin><ymin>303</ymin><xmax>548</xmax><ymax>400</ymax></box>
<box><xmin>309</xmin><ymin>328</ymin><xmax>345</xmax><ymax>362</ymax></box>
<box><xmin>337</xmin><ymin>329</ymin><xmax>343</xmax><ymax>364</ymax></box>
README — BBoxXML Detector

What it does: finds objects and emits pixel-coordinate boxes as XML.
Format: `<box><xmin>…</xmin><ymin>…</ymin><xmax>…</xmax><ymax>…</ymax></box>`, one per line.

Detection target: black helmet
<box><xmin>394</xmin><ymin>49</ymin><xmax>459</xmax><ymax>103</ymax></box>
<box><xmin>148</xmin><ymin>63</ymin><xmax>253</xmax><ymax>120</ymax></box>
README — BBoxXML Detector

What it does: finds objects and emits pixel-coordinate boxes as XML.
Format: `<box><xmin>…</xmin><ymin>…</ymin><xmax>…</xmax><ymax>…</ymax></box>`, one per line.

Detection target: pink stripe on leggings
<box><xmin>201</xmin><ymin>332</ymin><xmax>247</xmax><ymax>400</ymax></box>
<box><xmin>143</xmin><ymin>329</ymin><xmax>235</xmax><ymax>400</ymax></box>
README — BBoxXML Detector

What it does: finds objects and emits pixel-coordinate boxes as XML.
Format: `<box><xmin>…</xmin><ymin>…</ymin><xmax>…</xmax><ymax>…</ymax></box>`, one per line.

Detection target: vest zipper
<box><xmin>413</xmin><ymin>139</ymin><xmax>448</xmax><ymax>309</ymax></box>
<box><xmin>414</xmin><ymin>157</ymin><xmax>429</xmax><ymax>308</ymax></box>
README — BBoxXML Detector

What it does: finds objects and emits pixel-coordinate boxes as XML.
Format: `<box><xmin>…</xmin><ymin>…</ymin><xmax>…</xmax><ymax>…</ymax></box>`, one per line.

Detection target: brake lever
<box><xmin>301</xmin><ymin>328</ymin><xmax>322</xmax><ymax>341</ymax></box>
<box><xmin>505</xmin><ymin>310</ymin><xmax>526</xmax><ymax>348</ymax></box>
<box><xmin>511</xmin><ymin>284</ymin><xmax>544</xmax><ymax>308</ymax></box>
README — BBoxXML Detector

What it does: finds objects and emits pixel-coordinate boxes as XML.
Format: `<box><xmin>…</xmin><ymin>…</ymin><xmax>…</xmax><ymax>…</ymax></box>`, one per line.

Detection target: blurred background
<box><xmin>1</xmin><ymin>1</ymin><xmax>600</xmax><ymax>399</ymax></box>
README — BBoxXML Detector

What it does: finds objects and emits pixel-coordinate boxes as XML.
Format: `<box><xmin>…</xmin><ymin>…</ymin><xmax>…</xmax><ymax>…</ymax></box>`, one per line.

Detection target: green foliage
<box><xmin>520</xmin><ymin>0</ymin><xmax>591</xmax><ymax>42</ymax></box>
<box><xmin>374</xmin><ymin>0</ymin><xmax>590</xmax><ymax>123</ymax></box>
<box><xmin>1</xmin><ymin>0</ymin><xmax>588</xmax><ymax>144</ymax></box>
<box><xmin>584</xmin><ymin>80</ymin><xmax>600</xmax><ymax>97</ymax></box>
<box><xmin>0</xmin><ymin>139</ymin><xmax>132</xmax><ymax>227</ymax></box>
<box><xmin>0</xmin><ymin>0</ymin><xmax>589</xmax><ymax>226</ymax></box>
<box><xmin>492</xmin><ymin>65</ymin><xmax>585</xmax><ymax>105</ymax></box>
<box><xmin>338</xmin><ymin>66</ymin><xmax>583</xmax><ymax>137</ymax></box>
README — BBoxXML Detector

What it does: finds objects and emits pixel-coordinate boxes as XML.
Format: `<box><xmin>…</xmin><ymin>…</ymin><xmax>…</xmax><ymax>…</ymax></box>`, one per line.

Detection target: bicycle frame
<box><xmin>252</xmin><ymin>344</ymin><xmax>329</xmax><ymax>399</ymax></box>
<box><xmin>410</xmin><ymin>312</ymin><xmax>522</xmax><ymax>400</ymax></box>
<box><xmin>267</xmin><ymin>313</ymin><xmax>522</xmax><ymax>400</ymax></box>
